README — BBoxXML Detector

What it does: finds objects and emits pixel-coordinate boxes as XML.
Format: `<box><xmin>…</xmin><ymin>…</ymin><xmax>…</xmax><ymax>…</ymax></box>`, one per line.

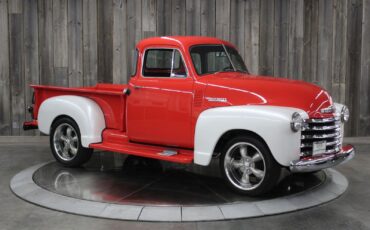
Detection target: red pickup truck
<box><xmin>24</xmin><ymin>36</ymin><xmax>354</xmax><ymax>195</ymax></box>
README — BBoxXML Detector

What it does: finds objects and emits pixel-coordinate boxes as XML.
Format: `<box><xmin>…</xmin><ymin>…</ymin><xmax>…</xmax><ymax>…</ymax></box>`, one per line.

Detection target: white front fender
<box><xmin>38</xmin><ymin>95</ymin><xmax>106</xmax><ymax>147</ymax></box>
<box><xmin>194</xmin><ymin>105</ymin><xmax>309</xmax><ymax>166</ymax></box>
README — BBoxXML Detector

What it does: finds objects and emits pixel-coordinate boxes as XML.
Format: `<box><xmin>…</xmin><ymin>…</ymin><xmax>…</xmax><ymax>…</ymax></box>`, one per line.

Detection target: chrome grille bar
<box><xmin>305</xmin><ymin>117</ymin><xmax>340</xmax><ymax>123</ymax></box>
<box><xmin>302</xmin><ymin>124</ymin><xmax>340</xmax><ymax>131</ymax></box>
<box><xmin>300</xmin><ymin>117</ymin><xmax>342</xmax><ymax>157</ymax></box>
<box><xmin>302</xmin><ymin>132</ymin><xmax>341</xmax><ymax>139</ymax></box>
<box><xmin>301</xmin><ymin>147</ymin><xmax>341</xmax><ymax>156</ymax></box>
<box><xmin>301</xmin><ymin>139</ymin><xmax>341</xmax><ymax>148</ymax></box>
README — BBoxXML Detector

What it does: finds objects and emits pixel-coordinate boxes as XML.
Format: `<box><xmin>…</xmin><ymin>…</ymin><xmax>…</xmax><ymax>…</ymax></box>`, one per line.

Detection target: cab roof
<box><xmin>136</xmin><ymin>36</ymin><xmax>236</xmax><ymax>50</ymax></box>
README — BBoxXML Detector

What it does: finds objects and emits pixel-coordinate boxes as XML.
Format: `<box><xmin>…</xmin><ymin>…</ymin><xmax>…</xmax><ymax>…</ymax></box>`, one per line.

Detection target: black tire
<box><xmin>50</xmin><ymin>117</ymin><xmax>93</xmax><ymax>167</ymax></box>
<box><xmin>298</xmin><ymin>170</ymin><xmax>321</xmax><ymax>175</ymax></box>
<box><xmin>220</xmin><ymin>135</ymin><xmax>281</xmax><ymax>196</ymax></box>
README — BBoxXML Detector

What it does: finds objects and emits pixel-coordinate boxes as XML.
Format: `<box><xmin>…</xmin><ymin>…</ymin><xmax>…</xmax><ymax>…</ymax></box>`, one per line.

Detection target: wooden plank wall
<box><xmin>0</xmin><ymin>0</ymin><xmax>369</xmax><ymax>136</ymax></box>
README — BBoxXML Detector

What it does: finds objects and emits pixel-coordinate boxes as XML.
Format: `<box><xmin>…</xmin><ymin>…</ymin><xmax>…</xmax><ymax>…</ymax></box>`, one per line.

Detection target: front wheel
<box><xmin>50</xmin><ymin>117</ymin><xmax>93</xmax><ymax>167</ymax></box>
<box><xmin>220</xmin><ymin>136</ymin><xmax>281</xmax><ymax>196</ymax></box>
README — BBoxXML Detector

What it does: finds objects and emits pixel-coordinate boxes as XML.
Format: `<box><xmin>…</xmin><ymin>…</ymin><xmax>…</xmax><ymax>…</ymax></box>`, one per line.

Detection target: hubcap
<box><xmin>224</xmin><ymin>142</ymin><xmax>266</xmax><ymax>191</ymax></box>
<box><xmin>53</xmin><ymin>123</ymin><xmax>79</xmax><ymax>161</ymax></box>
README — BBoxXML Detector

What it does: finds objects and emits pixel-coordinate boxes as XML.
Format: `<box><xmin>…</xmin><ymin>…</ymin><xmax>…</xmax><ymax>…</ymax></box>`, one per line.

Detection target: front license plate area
<box><xmin>313</xmin><ymin>141</ymin><xmax>327</xmax><ymax>155</ymax></box>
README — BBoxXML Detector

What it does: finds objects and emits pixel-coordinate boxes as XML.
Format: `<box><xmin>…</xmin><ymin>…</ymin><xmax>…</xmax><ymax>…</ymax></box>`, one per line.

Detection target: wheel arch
<box><xmin>213</xmin><ymin>129</ymin><xmax>271</xmax><ymax>158</ymax></box>
<box><xmin>38</xmin><ymin>95</ymin><xmax>106</xmax><ymax>147</ymax></box>
<box><xmin>50</xmin><ymin>114</ymin><xmax>75</xmax><ymax>128</ymax></box>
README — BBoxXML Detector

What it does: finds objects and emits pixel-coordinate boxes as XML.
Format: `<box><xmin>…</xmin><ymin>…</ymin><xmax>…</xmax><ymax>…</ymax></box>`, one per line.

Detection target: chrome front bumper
<box><xmin>290</xmin><ymin>145</ymin><xmax>355</xmax><ymax>173</ymax></box>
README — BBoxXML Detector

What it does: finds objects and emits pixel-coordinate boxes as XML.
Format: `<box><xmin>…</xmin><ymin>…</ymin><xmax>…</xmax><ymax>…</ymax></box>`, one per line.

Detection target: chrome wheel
<box><xmin>53</xmin><ymin>123</ymin><xmax>79</xmax><ymax>161</ymax></box>
<box><xmin>224</xmin><ymin>142</ymin><xmax>266</xmax><ymax>191</ymax></box>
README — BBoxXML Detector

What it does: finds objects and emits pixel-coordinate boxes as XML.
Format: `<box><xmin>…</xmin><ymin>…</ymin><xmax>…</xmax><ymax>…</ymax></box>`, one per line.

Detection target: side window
<box><xmin>191</xmin><ymin>53</ymin><xmax>202</xmax><ymax>74</ymax></box>
<box><xmin>171</xmin><ymin>50</ymin><xmax>186</xmax><ymax>77</ymax></box>
<box><xmin>143</xmin><ymin>49</ymin><xmax>187</xmax><ymax>78</ymax></box>
<box><xmin>131</xmin><ymin>49</ymin><xmax>138</xmax><ymax>77</ymax></box>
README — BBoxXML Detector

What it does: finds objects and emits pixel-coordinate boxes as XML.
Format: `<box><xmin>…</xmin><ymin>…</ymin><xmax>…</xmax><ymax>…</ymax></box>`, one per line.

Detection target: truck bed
<box><xmin>32</xmin><ymin>84</ymin><xmax>127</xmax><ymax>131</ymax></box>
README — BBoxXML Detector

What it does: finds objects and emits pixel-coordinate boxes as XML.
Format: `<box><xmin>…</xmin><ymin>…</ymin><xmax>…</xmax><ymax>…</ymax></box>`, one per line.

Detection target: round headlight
<box><xmin>291</xmin><ymin>112</ymin><xmax>303</xmax><ymax>132</ymax></box>
<box><xmin>341</xmin><ymin>106</ymin><xmax>349</xmax><ymax>122</ymax></box>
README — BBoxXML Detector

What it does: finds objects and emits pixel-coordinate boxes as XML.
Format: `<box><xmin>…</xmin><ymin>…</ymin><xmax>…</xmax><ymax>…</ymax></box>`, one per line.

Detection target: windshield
<box><xmin>190</xmin><ymin>45</ymin><xmax>248</xmax><ymax>75</ymax></box>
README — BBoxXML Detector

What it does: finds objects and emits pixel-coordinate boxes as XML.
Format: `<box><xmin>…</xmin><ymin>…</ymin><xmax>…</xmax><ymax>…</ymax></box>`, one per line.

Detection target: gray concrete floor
<box><xmin>0</xmin><ymin>137</ymin><xmax>370</xmax><ymax>230</ymax></box>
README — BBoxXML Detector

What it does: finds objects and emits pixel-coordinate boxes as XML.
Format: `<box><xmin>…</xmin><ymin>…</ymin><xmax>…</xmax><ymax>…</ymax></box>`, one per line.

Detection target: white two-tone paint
<box><xmin>37</xmin><ymin>95</ymin><xmax>346</xmax><ymax>167</ymax></box>
<box><xmin>38</xmin><ymin>96</ymin><xmax>106</xmax><ymax>147</ymax></box>
<box><xmin>194</xmin><ymin>105</ymin><xmax>309</xmax><ymax>167</ymax></box>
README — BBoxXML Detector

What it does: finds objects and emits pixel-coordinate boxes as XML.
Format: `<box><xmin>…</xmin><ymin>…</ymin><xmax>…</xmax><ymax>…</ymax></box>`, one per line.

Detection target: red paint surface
<box><xmin>26</xmin><ymin>36</ymin><xmax>336</xmax><ymax>163</ymax></box>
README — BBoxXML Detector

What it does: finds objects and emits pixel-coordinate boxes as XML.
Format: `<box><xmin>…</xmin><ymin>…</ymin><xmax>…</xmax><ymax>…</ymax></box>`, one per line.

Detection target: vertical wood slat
<box><xmin>97</xmin><ymin>0</ymin><xmax>113</xmax><ymax>83</ymax></box>
<box><xmin>113</xmin><ymin>0</ymin><xmax>128</xmax><ymax>84</ymax></box>
<box><xmin>82</xmin><ymin>0</ymin><xmax>98</xmax><ymax>86</ymax></box>
<box><xmin>359</xmin><ymin>0</ymin><xmax>370</xmax><ymax>135</ymax></box>
<box><xmin>317</xmin><ymin>0</ymin><xmax>334</xmax><ymax>92</ymax></box>
<box><xmin>302</xmin><ymin>0</ymin><xmax>311</xmax><ymax>81</ymax></box>
<box><xmin>331</xmin><ymin>0</ymin><xmax>348</xmax><ymax>103</ymax></box>
<box><xmin>127</xmin><ymin>0</ymin><xmax>141</xmax><ymax>79</ymax></box>
<box><xmin>288</xmin><ymin>0</ymin><xmax>304</xmax><ymax>80</ymax></box>
<box><xmin>230</xmin><ymin>0</ymin><xmax>245</xmax><ymax>59</ymax></box>
<box><xmin>244</xmin><ymin>0</ymin><xmax>260</xmax><ymax>75</ymax></box>
<box><xmin>68</xmin><ymin>0</ymin><xmax>83</xmax><ymax>87</ymax></box>
<box><xmin>9</xmin><ymin>0</ymin><xmax>22</xmax><ymax>14</ymax></box>
<box><xmin>0</xmin><ymin>0</ymin><xmax>11</xmax><ymax>135</ymax></box>
<box><xmin>345</xmin><ymin>0</ymin><xmax>363</xmax><ymax>136</ymax></box>
<box><xmin>273</xmin><ymin>0</ymin><xmax>289</xmax><ymax>77</ymax></box>
<box><xmin>215</xmin><ymin>0</ymin><xmax>230</xmax><ymax>41</ymax></box>
<box><xmin>157</xmin><ymin>0</ymin><xmax>171</xmax><ymax>36</ymax></box>
<box><xmin>142</xmin><ymin>0</ymin><xmax>156</xmax><ymax>38</ymax></box>
<box><xmin>259</xmin><ymin>0</ymin><xmax>274</xmax><ymax>76</ymax></box>
<box><xmin>53</xmin><ymin>0</ymin><xmax>68</xmax><ymax>86</ymax></box>
<box><xmin>303</xmin><ymin>0</ymin><xmax>319</xmax><ymax>84</ymax></box>
<box><xmin>186</xmin><ymin>0</ymin><xmax>201</xmax><ymax>35</ymax></box>
<box><xmin>9</xmin><ymin>13</ymin><xmax>24</xmax><ymax>135</ymax></box>
<box><xmin>311</xmin><ymin>0</ymin><xmax>319</xmax><ymax>84</ymax></box>
<box><xmin>23</xmin><ymin>0</ymin><xmax>39</xmax><ymax>135</ymax></box>
<box><xmin>38</xmin><ymin>0</ymin><xmax>54</xmax><ymax>85</ymax></box>
<box><xmin>171</xmin><ymin>0</ymin><xmax>186</xmax><ymax>35</ymax></box>
<box><xmin>200</xmin><ymin>0</ymin><xmax>216</xmax><ymax>37</ymax></box>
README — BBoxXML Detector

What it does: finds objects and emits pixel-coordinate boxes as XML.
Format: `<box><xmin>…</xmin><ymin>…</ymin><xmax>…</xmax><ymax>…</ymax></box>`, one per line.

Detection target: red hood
<box><xmin>199</xmin><ymin>72</ymin><xmax>334</xmax><ymax>118</ymax></box>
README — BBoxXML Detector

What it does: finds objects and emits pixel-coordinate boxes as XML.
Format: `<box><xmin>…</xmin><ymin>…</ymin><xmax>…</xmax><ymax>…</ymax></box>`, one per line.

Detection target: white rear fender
<box><xmin>38</xmin><ymin>95</ymin><xmax>106</xmax><ymax>147</ymax></box>
<box><xmin>194</xmin><ymin>106</ymin><xmax>309</xmax><ymax>166</ymax></box>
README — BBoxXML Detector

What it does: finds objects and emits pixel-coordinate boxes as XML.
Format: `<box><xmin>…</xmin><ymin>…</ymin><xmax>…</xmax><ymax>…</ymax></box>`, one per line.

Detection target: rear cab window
<box><xmin>131</xmin><ymin>49</ymin><xmax>138</xmax><ymax>77</ymax></box>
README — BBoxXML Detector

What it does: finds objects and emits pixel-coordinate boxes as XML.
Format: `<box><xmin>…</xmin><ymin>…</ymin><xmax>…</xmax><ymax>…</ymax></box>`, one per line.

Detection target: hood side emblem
<box><xmin>205</xmin><ymin>97</ymin><xmax>228</xmax><ymax>103</ymax></box>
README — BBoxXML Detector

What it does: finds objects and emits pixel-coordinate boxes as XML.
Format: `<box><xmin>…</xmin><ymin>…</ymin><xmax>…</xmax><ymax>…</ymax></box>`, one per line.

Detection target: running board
<box><xmin>90</xmin><ymin>142</ymin><xmax>194</xmax><ymax>164</ymax></box>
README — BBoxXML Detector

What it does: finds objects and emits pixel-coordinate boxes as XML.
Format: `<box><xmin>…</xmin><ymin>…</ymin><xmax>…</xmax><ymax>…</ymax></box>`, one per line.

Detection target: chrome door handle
<box><xmin>134</xmin><ymin>85</ymin><xmax>143</xmax><ymax>90</ymax></box>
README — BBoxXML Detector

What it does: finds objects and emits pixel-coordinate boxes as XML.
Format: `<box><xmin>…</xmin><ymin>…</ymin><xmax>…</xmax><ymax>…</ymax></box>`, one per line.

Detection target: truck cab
<box><xmin>24</xmin><ymin>36</ymin><xmax>355</xmax><ymax>195</ymax></box>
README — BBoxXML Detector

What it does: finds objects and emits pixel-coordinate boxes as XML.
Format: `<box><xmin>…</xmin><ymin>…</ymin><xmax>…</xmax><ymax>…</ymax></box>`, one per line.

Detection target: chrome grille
<box><xmin>300</xmin><ymin>117</ymin><xmax>342</xmax><ymax>157</ymax></box>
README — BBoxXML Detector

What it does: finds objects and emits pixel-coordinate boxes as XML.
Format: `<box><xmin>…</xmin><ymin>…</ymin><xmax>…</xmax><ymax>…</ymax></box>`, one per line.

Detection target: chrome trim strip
<box><xmin>326</xmin><ymin>139</ymin><xmax>341</xmax><ymax>146</ymax></box>
<box><xmin>300</xmin><ymin>139</ymin><xmax>340</xmax><ymax>148</ymax></box>
<box><xmin>302</xmin><ymin>132</ymin><xmax>341</xmax><ymax>139</ymax></box>
<box><xmin>301</xmin><ymin>146</ymin><xmax>341</xmax><ymax>156</ymax></box>
<box><xmin>305</xmin><ymin>117</ymin><xmax>340</xmax><ymax>123</ymax></box>
<box><xmin>302</xmin><ymin>124</ymin><xmax>341</xmax><ymax>131</ymax></box>
<box><xmin>290</xmin><ymin>145</ymin><xmax>355</xmax><ymax>173</ymax></box>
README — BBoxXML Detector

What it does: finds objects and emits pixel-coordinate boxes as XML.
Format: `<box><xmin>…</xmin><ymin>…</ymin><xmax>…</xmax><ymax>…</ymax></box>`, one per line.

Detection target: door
<box><xmin>126</xmin><ymin>48</ymin><xmax>194</xmax><ymax>148</ymax></box>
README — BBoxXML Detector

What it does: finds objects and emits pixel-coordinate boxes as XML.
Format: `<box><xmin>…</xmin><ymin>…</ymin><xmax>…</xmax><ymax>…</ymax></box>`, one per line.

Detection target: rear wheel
<box><xmin>50</xmin><ymin>117</ymin><xmax>93</xmax><ymax>167</ymax></box>
<box><xmin>220</xmin><ymin>136</ymin><xmax>281</xmax><ymax>196</ymax></box>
